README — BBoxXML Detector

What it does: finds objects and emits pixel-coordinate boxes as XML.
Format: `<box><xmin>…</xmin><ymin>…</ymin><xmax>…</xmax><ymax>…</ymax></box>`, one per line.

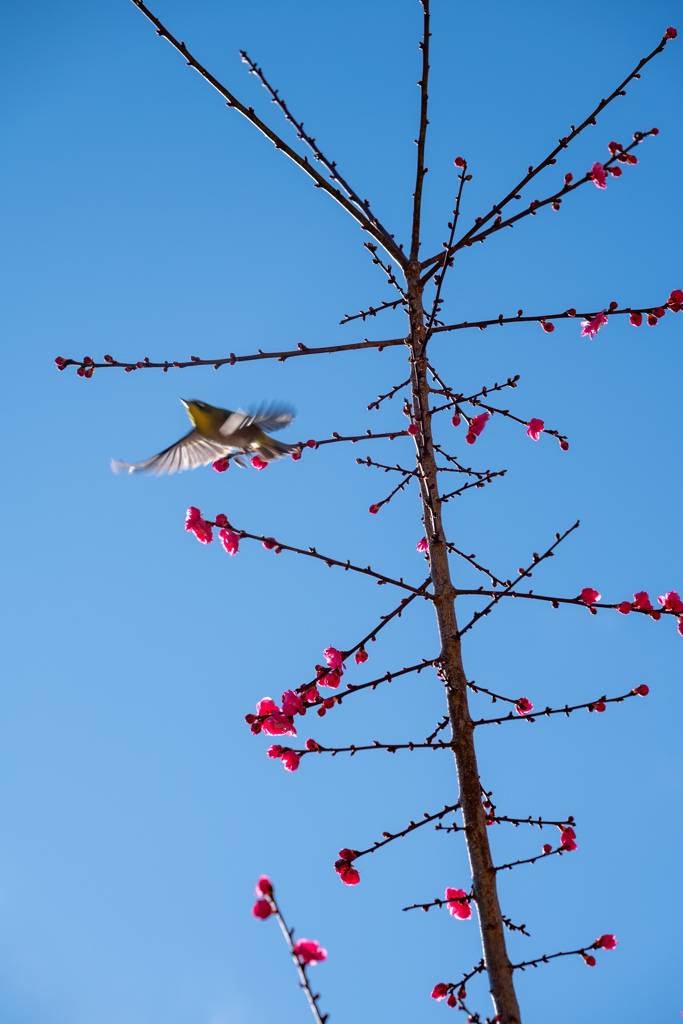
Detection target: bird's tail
<box><xmin>256</xmin><ymin>436</ymin><xmax>299</xmax><ymax>462</ymax></box>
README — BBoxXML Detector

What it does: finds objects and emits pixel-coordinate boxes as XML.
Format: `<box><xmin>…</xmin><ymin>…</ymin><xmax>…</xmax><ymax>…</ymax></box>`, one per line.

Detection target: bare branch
<box><xmin>421</xmin><ymin>30</ymin><xmax>674</xmax><ymax>269</ymax></box>
<box><xmin>410</xmin><ymin>1</ymin><xmax>431</xmax><ymax>260</ymax></box>
<box><xmin>127</xmin><ymin>0</ymin><xmax>407</xmax><ymax>265</ymax></box>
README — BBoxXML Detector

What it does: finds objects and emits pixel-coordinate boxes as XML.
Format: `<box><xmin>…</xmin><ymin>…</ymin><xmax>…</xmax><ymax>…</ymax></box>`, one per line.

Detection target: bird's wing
<box><xmin>217</xmin><ymin>410</ymin><xmax>252</xmax><ymax>438</ymax></box>
<box><xmin>111</xmin><ymin>430</ymin><xmax>230</xmax><ymax>476</ymax></box>
<box><xmin>243</xmin><ymin>402</ymin><xmax>296</xmax><ymax>433</ymax></box>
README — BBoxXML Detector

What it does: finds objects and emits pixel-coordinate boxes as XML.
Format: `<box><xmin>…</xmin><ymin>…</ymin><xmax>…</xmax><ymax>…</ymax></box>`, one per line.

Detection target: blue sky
<box><xmin>2</xmin><ymin>1</ymin><xmax>682</xmax><ymax>1021</ymax></box>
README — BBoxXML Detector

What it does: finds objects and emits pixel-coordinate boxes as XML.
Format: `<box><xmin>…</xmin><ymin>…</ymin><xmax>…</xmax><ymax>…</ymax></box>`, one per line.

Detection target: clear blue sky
<box><xmin>2</xmin><ymin>1</ymin><xmax>682</xmax><ymax>1022</ymax></box>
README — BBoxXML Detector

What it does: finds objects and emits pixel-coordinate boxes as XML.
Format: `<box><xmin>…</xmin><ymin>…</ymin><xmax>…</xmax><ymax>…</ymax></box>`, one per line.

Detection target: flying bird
<box><xmin>111</xmin><ymin>399</ymin><xmax>297</xmax><ymax>475</ymax></box>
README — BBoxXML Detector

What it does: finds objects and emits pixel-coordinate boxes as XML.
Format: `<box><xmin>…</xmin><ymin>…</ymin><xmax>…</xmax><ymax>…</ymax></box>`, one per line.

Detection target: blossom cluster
<box><xmin>335</xmin><ymin>848</ymin><xmax>361</xmax><ymax>886</ymax></box>
<box><xmin>580</xmin><ymin>586</ymin><xmax>683</xmax><ymax>633</ymax></box>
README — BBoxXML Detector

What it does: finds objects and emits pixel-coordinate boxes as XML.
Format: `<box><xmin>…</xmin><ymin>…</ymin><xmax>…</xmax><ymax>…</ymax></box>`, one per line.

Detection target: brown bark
<box><xmin>406</xmin><ymin>264</ymin><xmax>521</xmax><ymax>1023</ymax></box>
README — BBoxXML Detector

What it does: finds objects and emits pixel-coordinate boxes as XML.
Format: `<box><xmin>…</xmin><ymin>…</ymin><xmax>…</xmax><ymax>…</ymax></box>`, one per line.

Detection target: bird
<box><xmin>111</xmin><ymin>399</ymin><xmax>297</xmax><ymax>475</ymax></box>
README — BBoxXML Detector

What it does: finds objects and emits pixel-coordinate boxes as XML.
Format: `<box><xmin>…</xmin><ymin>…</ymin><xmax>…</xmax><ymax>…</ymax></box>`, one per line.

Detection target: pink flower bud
<box><xmin>593</xmin><ymin>701</ymin><xmax>606</xmax><ymax>713</ymax></box>
<box><xmin>617</xmin><ymin>601</ymin><xmax>632</xmax><ymax>614</ymax></box>
<box><xmin>416</xmin><ymin>537</ymin><xmax>429</xmax><ymax>552</ymax></box>
<box><xmin>262</xmin><ymin>537</ymin><xmax>277</xmax><ymax>550</ymax></box>
<box><xmin>629</xmin><ymin>312</ymin><xmax>643</xmax><ymax>326</ymax></box>
<box><xmin>368</xmin><ymin>504</ymin><xmax>380</xmax><ymax>515</ymax></box>
<box><xmin>306</xmin><ymin>439</ymin><xmax>316</xmax><ymax>448</ymax></box>
<box><xmin>407</xmin><ymin>422</ymin><xmax>419</xmax><ymax>436</ymax></box>
<box><xmin>454</xmin><ymin>157</ymin><xmax>465</xmax><ymax>167</ymax></box>
<box><xmin>647</xmin><ymin>313</ymin><xmax>658</xmax><ymax>326</ymax></box>
<box><xmin>515</xmin><ymin>697</ymin><xmax>534</xmax><ymax>715</ymax></box>
<box><xmin>582</xmin><ymin>954</ymin><xmax>597</xmax><ymax>967</ymax></box>
<box><xmin>431</xmin><ymin>984</ymin><xmax>449</xmax><ymax>1001</ymax></box>
<box><xmin>665</xmin><ymin>26</ymin><xmax>677</xmax><ymax>38</ymax></box>
<box><xmin>447</xmin><ymin>994</ymin><xmax>457</xmax><ymax>1008</ymax></box>
<box><xmin>250</xmin><ymin>455</ymin><xmax>268</xmax><ymax>470</ymax></box>
<box><xmin>255</xmin><ymin>875</ymin><xmax>273</xmax><ymax>896</ymax></box>
<box><xmin>215</xmin><ymin>513</ymin><xmax>228</xmax><ymax>527</ymax></box>
<box><xmin>252</xmin><ymin>898</ymin><xmax>272</xmax><ymax>919</ymax></box>
<box><xmin>540</xmin><ymin>320</ymin><xmax>554</xmax><ymax>333</ymax></box>
<box><xmin>634</xmin><ymin>684</ymin><xmax>649</xmax><ymax>696</ymax></box>
<box><xmin>451</xmin><ymin>412</ymin><xmax>461</xmax><ymax>427</ymax></box>
<box><xmin>355</xmin><ymin>648</ymin><xmax>369</xmax><ymax>665</ymax></box>
<box><xmin>266</xmin><ymin>745</ymin><xmax>284</xmax><ymax>758</ymax></box>
<box><xmin>564</xmin><ymin>172</ymin><xmax>573</xmax><ymax>185</ymax></box>
<box><xmin>291</xmin><ymin>450</ymin><xmax>302</xmax><ymax>460</ymax></box>
<box><xmin>543</xmin><ymin>843</ymin><xmax>552</xmax><ymax>854</ymax></box>
<box><xmin>305</xmin><ymin>738</ymin><xmax>321</xmax><ymax>751</ymax></box>
<box><xmin>213</xmin><ymin>457</ymin><xmax>231</xmax><ymax>472</ymax></box>
<box><xmin>596</xmin><ymin>934</ymin><xmax>618</xmax><ymax>949</ymax></box>
<box><xmin>580</xmin><ymin>588</ymin><xmax>601</xmax><ymax>605</ymax></box>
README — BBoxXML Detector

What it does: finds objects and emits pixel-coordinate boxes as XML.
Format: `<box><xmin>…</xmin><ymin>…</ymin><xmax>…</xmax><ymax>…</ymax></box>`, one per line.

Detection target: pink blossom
<box><xmin>323</xmin><ymin>647</ymin><xmax>344</xmax><ymax>671</ymax></box>
<box><xmin>291</xmin><ymin>449</ymin><xmax>302</xmax><ymax>460</ymax></box>
<box><xmin>416</xmin><ymin>537</ymin><xmax>429</xmax><ymax>552</ymax></box>
<box><xmin>262</xmin><ymin>537</ymin><xmax>277</xmax><ymax>550</ymax></box>
<box><xmin>215</xmin><ymin>513</ymin><xmax>228</xmax><ymax>527</ymax></box>
<box><xmin>250</xmin><ymin>455</ymin><xmax>268</xmax><ymax>470</ymax></box>
<box><xmin>669</xmin><ymin>288</ymin><xmax>683</xmax><ymax>309</ymax></box>
<box><xmin>255</xmin><ymin>875</ymin><xmax>273</xmax><ymax>896</ymax></box>
<box><xmin>647</xmin><ymin>313</ymin><xmax>659</xmax><ymax>326</ymax></box>
<box><xmin>355</xmin><ymin>648</ymin><xmax>369</xmax><ymax>665</ymax></box>
<box><xmin>263</xmin><ymin>714</ymin><xmax>296</xmax><ymax>737</ymax></box>
<box><xmin>335</xmin><ymin>857</ymin><xmax>361</xmax><ymax>885</ymax></box>
<box><xmin>590</xmin><ymin>162</ymin><xmax>608</xmax><ymax>189</ymax></box>
<box><xmin>252</xmin><ymin>898</ymin><xmax>272</xmax><ymax>920</ymax></box>
<box><xmin>634</xmin><ymin>684</ymin><xmax>649</xmax><ymax>696</ymax></box>
<box><xmin>466</xmin><ymin>413</ymin><xmax>489</xmax><ymax>445</ymax></box>
<box><xmin>633</xmin><ymin>591</ymin><xmax>653</xmax><ymax>611</ymax></box>
<box><xmin>280</xmin><ymin>749</ymin><xmax>300</xmax><ymax>771</ymax></box>
<box><xmin>305</xmin><ymin>738</ymin><xmax>321</xmax><ymax>751</ymax></box>
<box><xmin>560</xmin><ymin>826</ymin><xmax>578</xmax><ymax>851</ymax></box>
<box><xmin>580</xmin><ymin>310</ymin><xmax>608</xmax><ymax>339</ymax></box>
<box><xmin>515</xmin><ymin>697</ymin><xmax>534</xmax><ymax>716</ymax></box>
<box><xmin>338</xmin><ymin>848</ymin><xmax>358</xmax><ymax>861</ymax></box>
<box><xmin>543</xmin><ymin>843</ymin><xmax>552</xmax><ymax>854</ymax></box>
<box><xmin>596</xmin><ymin>934</ymin><xmax>618</xmax><ymax>949</ymax></box>
<box><xmin>294</xmin><ymin>939</ymin><xmax>327</xmax><ymax>965</ymax></box>
<box><xmin>658</xmin><ymin>591</ymin><xmax>683</xmax><ymax>614</ymax></box>
<box><xmin>281</xmin><ymin>690</ymin><xmax>304</xmax><ymax>716</ymax></box>
<box><xmin>582</xmin><ymin>954</ymin><xmax>597</xmax><ymax>967</ymax></box>
<box><xmin>629</xmin><ymin>311</ymin><xmax>643</xmax><ymax>326</ymax></box>
<box><xmin>593</xmin><ymin>701</ymin><xmax>606</xmax><ymax>713</ymax></box>
<box><xmin>617</xmin><ymin>601</ymin><xmax>632</xmax><ymax>614</ymax></box>
<box><xmin>431</xmin><ymin>984</ymin><xmax>449</xmax><ymax>1001</ymax></box>
<box><xmin>319</xmin><ymin>669</ymin><xmax>341</xmax><ymax>689</ymax></box>
<box><xmin>185</xmin><ymin>507</ymin><xmax>213</xmax><ymax>544</ymax></box>
<box><xmin>608</xmin><ymin>166</ymin><xmax>623</xmax><ymax>177</ymax></box>
<box><xmin>368</xmin><ymin>504</ymin><xmax>380</xmax><ymax>515</ymax></box>
<box><xmin>213</xmin><ymin>457</ymin><xmax>231</xmax><ymax>472</ymax></box>
<box><xmin>580</xmin><ymin>588</ymin><xmax>601</xmax><ymax>605</ymax></box>
<box><xmin>445</xmin><ymin>888</ymin><xmax>472</xmax><ymax>920</ymax></box>
<box><xmin>407</xmin><ymin>422</ymin><xmax>419</xmax><ymax>436</ymax></box>
<box><xmin>653</xmin><ymin>307</ymin><xmax>666</xmax><ymax>318</ymax></box>
<box><xmin>526</xmin><ymin>418</ymin><xmax>544</xmax><ymax>441</ymax></box>
<box><xmin>266</xmin><ymin>744</ymin><xmax>283</xmax><ymax>758</ymax></box>
<box><xmin>608</xmin><ymin>141</ymin><xmax>622</xmax><ymax>156</ymax></box>
<box><xmin>219</xmin><ymin>528</ymin><xmax>240</xmax><ymax>555</ymax></box>
<box><xmin>303</xmin><ymin>686</ymin><xmax>319</xmax><ymax>703</ymax></box>
<box><xmin>256</xmin><ymin>697</ymin><xmax>281</xmax><ymax>716</ymax></box>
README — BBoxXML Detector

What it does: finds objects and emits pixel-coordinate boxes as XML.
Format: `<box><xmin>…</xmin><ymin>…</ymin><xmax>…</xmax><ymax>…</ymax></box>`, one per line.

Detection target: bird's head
<box><xmin>180</xmin><ymin>399</ymin><xmax>219</xmax><ymax>432</ymax></box>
